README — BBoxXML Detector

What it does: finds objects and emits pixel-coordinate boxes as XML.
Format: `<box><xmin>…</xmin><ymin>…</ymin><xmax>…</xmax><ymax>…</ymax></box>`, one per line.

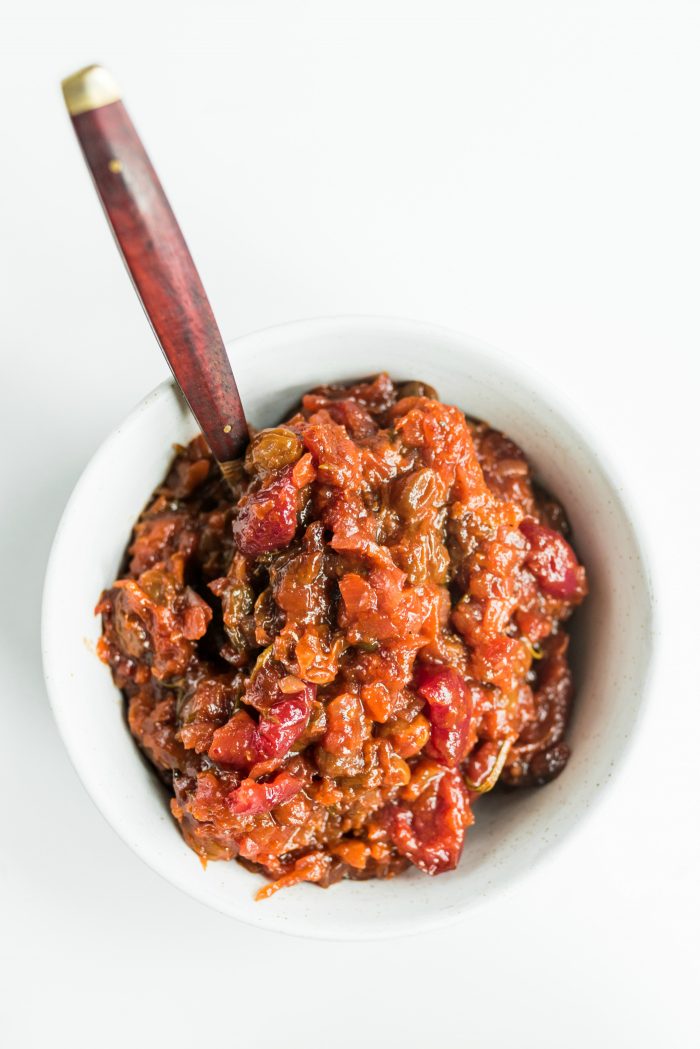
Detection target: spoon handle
<box><xmin>62</xmin><ymin>65</ymin><xmax>248</xmax><ymax>477</ymax></box>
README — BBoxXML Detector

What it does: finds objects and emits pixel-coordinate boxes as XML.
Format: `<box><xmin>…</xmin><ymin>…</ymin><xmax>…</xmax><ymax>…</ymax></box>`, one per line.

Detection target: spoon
<box><xmin>61</xmin><ymin>64</ymin><xmax>248</xmax><ymax>487</ymax></box>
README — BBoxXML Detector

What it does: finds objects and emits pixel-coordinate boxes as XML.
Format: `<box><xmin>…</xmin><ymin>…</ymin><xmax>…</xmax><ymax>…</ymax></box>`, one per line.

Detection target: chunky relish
<box><xmin>97</xmin><ymin>374</ymin><xmax>587</xmax><ymax>898</ymax></box>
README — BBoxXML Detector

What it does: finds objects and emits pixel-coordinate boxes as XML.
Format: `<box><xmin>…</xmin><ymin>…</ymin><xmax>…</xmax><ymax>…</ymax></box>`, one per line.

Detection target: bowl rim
<box><xmin>41</xmin><ymin>314</ymin><xmax>658</xmax><ymax>939</ymax></box>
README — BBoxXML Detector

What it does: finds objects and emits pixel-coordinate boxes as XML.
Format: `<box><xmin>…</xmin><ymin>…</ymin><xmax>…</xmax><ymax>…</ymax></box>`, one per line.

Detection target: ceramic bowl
<box><xmin>42</xmin><ymin>316</ymin><xmax>655</xmax><ymax>939</ymax></box>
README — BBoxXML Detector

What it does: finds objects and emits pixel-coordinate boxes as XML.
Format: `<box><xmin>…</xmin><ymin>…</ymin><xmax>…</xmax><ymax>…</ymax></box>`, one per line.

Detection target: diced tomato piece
<box><xmin>386</xmin><ymin>762</ymin><xmax>473</xmax><ymax>874</ymax></box>
<box><xmin>102</xmin><ymin>573</ymin><xmax>212</xmax><ymax>682</ymax></box>
<box><xmin>232</xmin><ymin>466</ymin><xmax>298</xmax><ymax>557</ymax></box>
<box><xmin>303</xmin><ymin>396</ymin><xmax>377</xmax><ymax>439</ymax></box>
<box><xmin>322</xmin><ymin>692</ymin><xmax>368</xmax><ymax>756</ymax></box>
<box><xmin>208</xmin><ymin>673</ymin><xmax>314</xmax><ymax>769</ymax></box>
<box><xmin>338</xmin><ymin>563</ymin><xmax>428</xmax><ymax>644</ymax></box>
<box><xmin>257</xmin><ymin>691</ymin><xmax>312</xmax><ymax>759</ymax></box>
<box><xmin>301</xmin><ymin>421</ymin><xmax>363</xmax><ymax>487</ymax></box>
<box><xmin>413</xmin><ymin>663</ymin><xmax>474</xmax><ymax>767</ymax></box>
<box><xmin>181</xmin><ymin>590</ymin><xmax>214</xmax><ymax>640</ymax></box>
<box><xmin>209</xmin><ymin>710</ymin><xmax>260</xmax><ymax>767</ymax></box>
<box><xmin>470</xmin><ymin>635</ymin><xmax>530</xmax><ymax>694</ymax></box>
<box><xmin>291</xmin><ymin>453</ymin><xmax>317</xmax><ymax>489</ymax></box>
<box><xmin>128</xmin><ymin>512</ymin><xmax>197</xmax><ymax>575</ymax></box>
<box><xmin>520</xmin><ymin>518</ymin><xmax>586</xmax><ymax>601</ymax></box>
<box><xmin>227</xmin><ymin>771</ymin><xmax>303</xmax><ymax>815</ymax></box>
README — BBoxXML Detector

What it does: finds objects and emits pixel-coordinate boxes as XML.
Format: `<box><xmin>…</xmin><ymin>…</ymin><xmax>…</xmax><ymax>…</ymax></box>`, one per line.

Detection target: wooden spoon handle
<box><xmin>62</xmin><ymin>65</ymin><xmax>248</xmax><ymax>473</ymax></box>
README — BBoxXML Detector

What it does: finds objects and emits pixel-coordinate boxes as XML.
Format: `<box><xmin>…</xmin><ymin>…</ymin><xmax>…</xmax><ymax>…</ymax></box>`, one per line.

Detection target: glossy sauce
<box><xmin>97</xmin><ymin>374</ymin><xmax>587</xmax><ymax>898</ymax></box>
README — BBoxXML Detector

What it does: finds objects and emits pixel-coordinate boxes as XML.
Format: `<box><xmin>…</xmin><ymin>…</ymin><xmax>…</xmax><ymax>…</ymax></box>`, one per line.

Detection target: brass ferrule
<box><xmin>62</xmin><ymin>65</ymin><xmax>121</xmax><ymax>116</ymax></box>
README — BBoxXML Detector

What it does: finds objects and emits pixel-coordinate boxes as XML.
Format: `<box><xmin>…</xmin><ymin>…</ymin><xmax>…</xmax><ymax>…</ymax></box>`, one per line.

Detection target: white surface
<box><xmin>42</xmin><ymin>318</ymin><xmax>654</xmax><ymax>938</ymax></box>
<box><xmin>1</xmin><ymin>0</ymin><xmax>698</xmax><ymax>1044</ymax></box>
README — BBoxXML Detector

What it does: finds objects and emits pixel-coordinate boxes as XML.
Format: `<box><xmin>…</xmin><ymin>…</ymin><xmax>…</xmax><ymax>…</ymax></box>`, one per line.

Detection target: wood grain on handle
<box><xmin>62</xmin><ymin>65</ymin><xmax>248</xmax><ymax>473</ymax></box>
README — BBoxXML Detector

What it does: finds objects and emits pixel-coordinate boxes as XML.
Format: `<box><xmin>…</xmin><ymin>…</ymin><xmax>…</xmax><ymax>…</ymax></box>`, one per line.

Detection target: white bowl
<box><xmin>42</xmin><ymin>316</ymin><xmax>655</xmax><ymax>939</ymax></box>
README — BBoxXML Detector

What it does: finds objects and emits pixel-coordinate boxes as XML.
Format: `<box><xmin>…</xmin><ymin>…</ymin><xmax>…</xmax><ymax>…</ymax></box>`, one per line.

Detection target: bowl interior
<box><xmin>42</xmin><ymin>317</ymin><xmax>654</xmax><ymax>938</ymax></box>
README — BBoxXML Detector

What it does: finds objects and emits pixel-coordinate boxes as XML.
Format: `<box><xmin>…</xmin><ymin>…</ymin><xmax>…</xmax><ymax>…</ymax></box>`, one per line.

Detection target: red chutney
<box><xmin>96</xmin><ymin>374</ymin><xmax>587</xmax><ymax>898</ymax></box>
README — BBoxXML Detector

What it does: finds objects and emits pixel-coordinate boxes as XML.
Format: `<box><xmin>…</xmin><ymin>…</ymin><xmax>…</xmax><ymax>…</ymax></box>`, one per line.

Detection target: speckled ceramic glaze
<box><xmin>42</xmin><ymin>317</ymin><xmax>655</xmax><ymax>938</ymax></box>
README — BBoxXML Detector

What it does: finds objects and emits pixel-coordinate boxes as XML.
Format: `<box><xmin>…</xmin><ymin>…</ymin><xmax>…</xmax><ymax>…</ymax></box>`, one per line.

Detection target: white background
<box><xmin>1</xmin><ymin>2</ymin><xmax>698</xmax><ymax>1046</ymax></box>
